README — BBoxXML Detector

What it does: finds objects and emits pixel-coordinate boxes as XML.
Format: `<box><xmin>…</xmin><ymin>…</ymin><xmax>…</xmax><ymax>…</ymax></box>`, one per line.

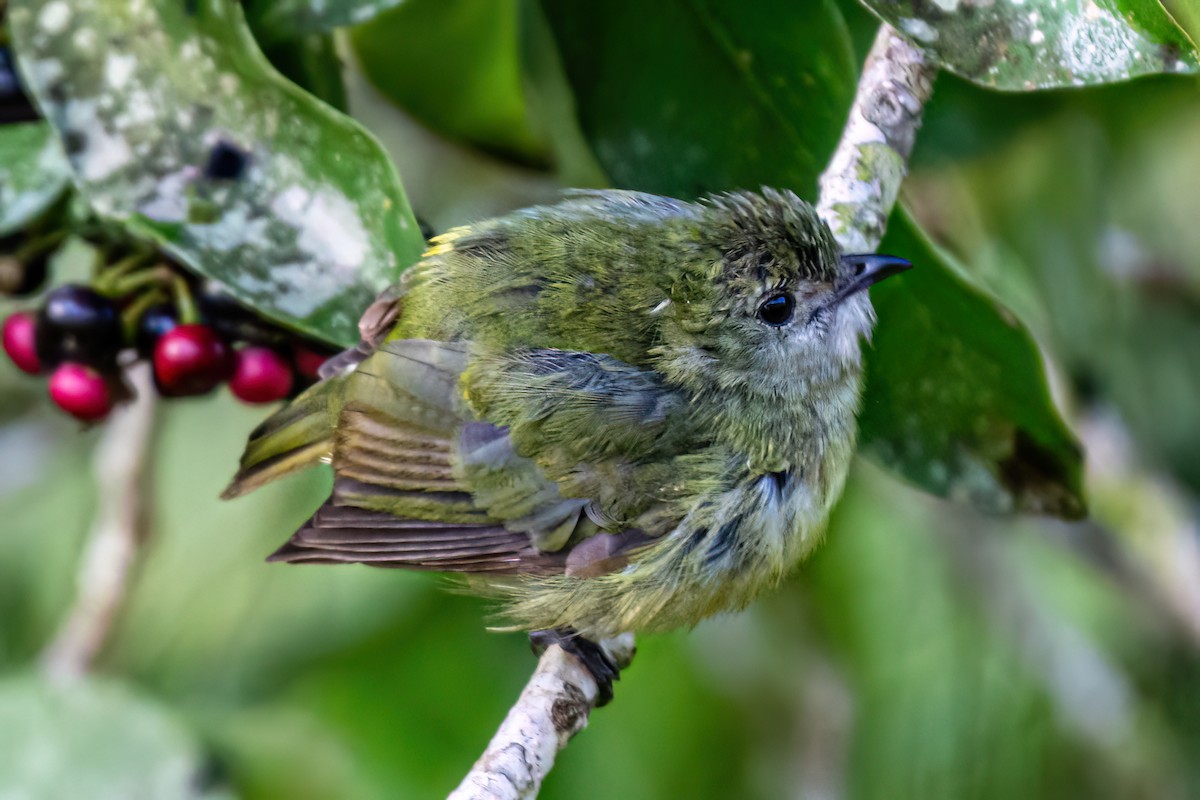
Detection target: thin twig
<box><xmin>449</xmin><ymin>635</ymin><xmax>635</xmax><ymax>800</ymax></box>
<box><xmin>450</xmin><ymin>23</ymin><xmax>937</xmax><ymax>800</ymax></box>
<box><xmin>817</xmin><ymin>25</ymin><xmax>935</xmax><ymax>253</ymax></box>
<box><xmin>40</xmin><ymin>363</ymin><xmax>157</xmax><ymax>683</ymax></box>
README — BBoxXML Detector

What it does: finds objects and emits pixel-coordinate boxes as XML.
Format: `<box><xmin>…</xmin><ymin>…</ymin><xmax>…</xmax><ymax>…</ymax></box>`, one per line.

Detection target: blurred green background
<box><xmin>2</xmin><ymin>0</ymin><xmax>1200</xmax><ymax>798</ymax></box>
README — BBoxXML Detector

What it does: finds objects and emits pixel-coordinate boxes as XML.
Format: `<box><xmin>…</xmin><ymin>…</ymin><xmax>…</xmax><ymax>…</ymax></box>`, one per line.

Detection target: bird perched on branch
<box><xmin>224</xmin><ymin>188</ymin><xmax>909</xmax><ymax>700</ymax></box>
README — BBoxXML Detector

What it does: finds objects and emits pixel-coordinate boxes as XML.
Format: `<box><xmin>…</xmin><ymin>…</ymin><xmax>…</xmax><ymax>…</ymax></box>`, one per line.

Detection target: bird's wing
<box><xmin>222</xmin><ymin>275</ymin><xmax>417</xmax><ymax>499</ymax></box>
<box><xmin>461</xmin><ymin>347</ymin><xmax>694</xmax><ymax>521</ymax></box>
<box><xmin>268</xmin><ymin>339</ymin><xmax>690</xmax><ymax>575</ymax></box>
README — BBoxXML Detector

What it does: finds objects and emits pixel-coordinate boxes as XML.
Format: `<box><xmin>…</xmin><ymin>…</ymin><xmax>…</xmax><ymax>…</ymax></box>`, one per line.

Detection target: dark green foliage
<box><xmin>540</xmin><ymin>0</ymin><xmax>856</xmax><ymax>200</ymax></box>
<box><xmin>351</xmin><ymin>0</ymin><xmax>548</xmax><ymax>164</ymax></box>
<box><xmin>9</xmin><ymin>0</ymin><xmax>425</xmax><ymax>347</ymax></box>
<box><xmin>542</xmin><ymin>1</ymin><xmax>1084</xmax><ymax>515</ymax></box>
<box><xmin>1</xmin><ymin>0</ymin><xmax>1198</xmax><ymax>797</ymax></box>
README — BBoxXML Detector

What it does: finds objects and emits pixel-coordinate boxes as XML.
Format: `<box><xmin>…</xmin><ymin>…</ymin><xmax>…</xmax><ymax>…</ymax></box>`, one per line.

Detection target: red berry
<box><xmin>229</xmin><ymin>346</ymin><xmax>293</xmax><ymax>404</ymax></box>
<box><xmin>2</xmin><ymin>311</ymin><xmax>41</xmax><ymax>374</ymax></box>
<box><xmin>153</xmin><ymin>323</ymin><xmax>231</xmax><ymax>397</ymax></box>
<box><xmin>292</xmin><ymin>343</ymin><xmax>330</xmax><ymax>380</ymax></box>
<box><xmin>49</xmin><ymin>363</ymin><xmax>112</xmax><ymax>421</ymax></box>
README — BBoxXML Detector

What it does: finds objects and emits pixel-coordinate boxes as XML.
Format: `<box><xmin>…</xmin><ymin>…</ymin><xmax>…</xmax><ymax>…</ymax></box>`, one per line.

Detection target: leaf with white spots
<box><xmin>0</xmin><ymin>121</ymin><xmax>70</xmax><ymax>236</ymax></box>
<box><xmin>247</xmin><ymin>0</ymin><xmax>406</xmax><ymax>42</ymax></box>
<box><xmin>9</xmin><ymin>0</ymin><xmax>425</xmax><ymax>346</ymax></box>
<box><xmin>256</xmin><ymin>31</ymin><xmax>348</xmax><ymax>111</ymax></box>
<box><xmin>862</xmin><ymin>0</ymin><xmax>1199</xmax><ymax>89</ymax></box>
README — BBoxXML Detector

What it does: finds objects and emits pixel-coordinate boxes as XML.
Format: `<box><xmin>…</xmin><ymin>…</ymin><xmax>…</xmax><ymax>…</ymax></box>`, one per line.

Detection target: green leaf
<box><xmin>540</xmin><ymin>0</ymin><xmax>1081</xmax><ymax>514</ymax></box>
<box><xmin>247</xmin><ymin>0</ymin><xmax>404</xmax><ymax>41</ymax></box>
<box><xmin>9</xmin><ymin>0</ymin><xmax>425</xmax><ymax>347</ymax></box>
<box><xmin>908</xmin><ymin>97</ymin><xmax>1200</xmax><ymax>493</ymax></box>
<box><xmin>350</xmin><ymin>0</ymin><xmax>548</xmax><ymax>164</ymax></box>
<box><xmin>862</xmin><ymin>0</ymin><xmax>1199</xmax><ymax>89</ymax></box>
<box><xmin>912</xmin><ymin>72</ymin><xmax>1065</xmax><ymax>166</ymax></box>
<box><xmin>861</xmin><ymin>211</ymin><xmax>1084</xmax><ymax>517</ymax></box>
<box><xmin>258</xmin><ymin>33</ymin><xmax>349</xmax><ymax>112</ymax></box>
<box><xmin>0</xmin><ymin>122</ymin><xmax>70</xmax><ymax>237</ymax></box>
<box><xmin>0</xmin><ymin>674</ymin><xmax>229</xmax><ymax>799</ymax></box>
<box><xmin>516</xmin><ymin>3</ymin><xmax>609</xmax><ymax>187</ymax></box>
<box><xmin>1160</xmin><ymin>0</ymin><xmax>1200</xmax><ymax>50</ymax></box>
<box><xmin>539</xmin><ymin>0</ymin><xmax>858</xmax><ymax>200</ymax></box>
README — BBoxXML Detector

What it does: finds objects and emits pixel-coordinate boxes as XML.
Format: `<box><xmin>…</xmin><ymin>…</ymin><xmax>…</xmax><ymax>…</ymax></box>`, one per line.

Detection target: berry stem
<box><xmin>92</xmin><ymin>253</ymin><xmax>161</xmax><ymax>296</ymax></box>
<box><xmin>171</xmin><ymin>275</ymin><xmax>200</xmax><ymax>325</ymax></box>
<box><xmin>103</xmin><ymin>266</ymin><xmax>180</xmax><ymax>299</ymax></box>
<box><xmin>120</xmin><ymin>287</ymin><xmax>170</xmax><ymax>343</ymax></box>
<box><xmin>15</xmin><ymin>228</ymin><xmax>67</xmax><ymax>263</ymax></box>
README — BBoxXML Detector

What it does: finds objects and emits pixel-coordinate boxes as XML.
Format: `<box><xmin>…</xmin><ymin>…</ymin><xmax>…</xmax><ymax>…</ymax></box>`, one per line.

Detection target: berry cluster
<box><xmin>0</xmin><ymin>37</ymin><xmax>337</xmax><ymax>423</ymax></box>
<box><xmin>2</xmin><ymin>239</ymin><xmax>336</xmax><ymax>422</ymax></box>
<box><xmin>0</xmin><ymin>44</ymin><xmax>39</xmax><ymax>126</ymax></box>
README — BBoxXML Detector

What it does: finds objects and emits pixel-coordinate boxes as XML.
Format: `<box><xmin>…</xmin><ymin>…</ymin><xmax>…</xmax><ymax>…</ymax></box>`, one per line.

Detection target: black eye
<box><xmin>757</xmin><ymin>293</ymin><xmax>795</xmax><ymax>326</ymax></box>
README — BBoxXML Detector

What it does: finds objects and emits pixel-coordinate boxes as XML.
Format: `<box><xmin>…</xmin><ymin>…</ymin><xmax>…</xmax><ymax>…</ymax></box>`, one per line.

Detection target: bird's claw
<box><xmin>529</xmin><ymin>628</ymin><xmax>619</xmax><ymax>707</ymax></box>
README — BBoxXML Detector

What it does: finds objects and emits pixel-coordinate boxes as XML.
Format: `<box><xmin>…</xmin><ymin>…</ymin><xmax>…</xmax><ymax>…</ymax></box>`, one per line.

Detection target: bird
<box><xmin>223</xmin><ymin>187</ymin><xmax>910</xmax><ymax>699</ymax></box>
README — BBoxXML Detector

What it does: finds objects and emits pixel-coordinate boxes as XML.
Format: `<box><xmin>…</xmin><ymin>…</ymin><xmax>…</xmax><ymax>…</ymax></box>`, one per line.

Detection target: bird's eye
<box><xmin>757</xmin><ymin>293</ymin><xmax>795</xmax><ymax>326</ymax></box>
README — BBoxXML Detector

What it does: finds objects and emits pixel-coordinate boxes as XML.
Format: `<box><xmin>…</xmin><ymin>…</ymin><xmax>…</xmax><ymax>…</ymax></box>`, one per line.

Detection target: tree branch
<box><xmin>817</xmin><ymin>25</ymin><xmax>935</xmax><ymax>253</ymax></box>
<box><xmin>40</xmin><ymin>363</ymin><xmax>157</xmax><ymax>682</ymax></box>
<box><xmin>448</xmin><ymin>635</ymin><xmax>635</xmax><ymax>800</ymax></box>
<box><xmin>449</xmin><ymin>23</ymin><xmax>936</xmax><ymax>800</ymax></box>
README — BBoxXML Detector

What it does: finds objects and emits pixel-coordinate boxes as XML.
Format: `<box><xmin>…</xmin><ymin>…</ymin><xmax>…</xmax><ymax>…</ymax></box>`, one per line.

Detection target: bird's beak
<box><xmin>830</xmin><ymin>253</ymin><xmax>912</xmax><ymax>305</ymax></box>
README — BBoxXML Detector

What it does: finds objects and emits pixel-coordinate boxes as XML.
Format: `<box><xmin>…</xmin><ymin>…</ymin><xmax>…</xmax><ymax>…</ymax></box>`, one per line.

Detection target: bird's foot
<box><xmin>529</xmin><ymin>628</ymin><xmax>620</xmax><ymax>707</ymax></box>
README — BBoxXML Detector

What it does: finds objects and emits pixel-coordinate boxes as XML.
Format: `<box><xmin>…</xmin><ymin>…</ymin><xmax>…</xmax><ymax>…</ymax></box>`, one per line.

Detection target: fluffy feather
<box><xmin>225</xmin><ymin>188</ymin><xmax>894</xmax><ymax>638</ymax></box>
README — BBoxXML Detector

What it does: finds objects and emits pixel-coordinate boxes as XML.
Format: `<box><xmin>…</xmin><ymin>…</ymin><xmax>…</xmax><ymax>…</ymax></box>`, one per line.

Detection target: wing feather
<box><xmin>269</xmin><ymin>340</ymin><xmax>691</xmax><ymax>577</ymax></box>
<box><xmin>270</xmin><ymin>503</ymin><xmax>563</xmax><ymax>574</ymax></box>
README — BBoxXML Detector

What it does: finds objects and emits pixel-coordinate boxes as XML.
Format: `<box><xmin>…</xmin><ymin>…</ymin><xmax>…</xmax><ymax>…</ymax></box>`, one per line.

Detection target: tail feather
<box><xmin>267</xmin><ymin>502</ymin><xmax>562</xmax><ymax>574</ymax></box>
<box><xmin>221</xmin><ymin>377</ymin><xmax>343</xmax><ymax>499</ymax></box>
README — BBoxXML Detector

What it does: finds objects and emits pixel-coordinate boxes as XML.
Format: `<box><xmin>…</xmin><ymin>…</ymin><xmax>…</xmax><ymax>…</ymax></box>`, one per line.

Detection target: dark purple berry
<box><xmin>0</xmin><ymin>47</ymin><xmax>38</xmax><ymax>125</ymax></box>
<box><xmin>49</xmin><ymin>363</ymin><xmax>112</xmax><ymax>421</ymax></box>
<box><xmin>35</xmin><ymin>284</ymin><xmax>122</xmax><ymax>368</ymax></box>
<box><xmin>230</xmin><ymin>346</ymin><xmax>293</xmax><ymax>404</ymax></box>
<box><xmin>134</xmin><ymin>303</ymin><xmax>179</xmax><ymax>358</ymax></box>
<box><xmin>197</xmin><ymin>281</ymin><xmax>284</xmax><ymax>346</ymax></box>
<box><xmin>2</xmin><ymin>311</ymin><xmax>41</xmax><ymax>374</ymax></box>
<box><xmin>153</xmin><ymin>323</ymin><xmax>231</xmax><ymax>397</ymax></box>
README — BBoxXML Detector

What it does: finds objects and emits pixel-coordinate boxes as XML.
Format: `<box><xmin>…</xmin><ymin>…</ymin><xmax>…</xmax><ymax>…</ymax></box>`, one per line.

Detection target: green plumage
<box><xmin>224</xmin><ymin>188</ymin><xmax>901</xmax><ymax>639</ymax></box>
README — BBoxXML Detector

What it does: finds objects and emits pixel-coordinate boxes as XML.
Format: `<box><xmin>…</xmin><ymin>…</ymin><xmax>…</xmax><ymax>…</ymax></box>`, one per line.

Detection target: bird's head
<box><xmin>650</xmin><ymin>189</ymin><xmax>910</xmax><ymax>399</ymax></box>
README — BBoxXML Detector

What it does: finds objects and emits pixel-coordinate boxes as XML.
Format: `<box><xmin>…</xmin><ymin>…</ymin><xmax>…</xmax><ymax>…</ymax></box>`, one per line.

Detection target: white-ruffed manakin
<box><xmin>224</xmin><ymin>188</ymin><xmax>910</xmax><ymax>697</ymax></box>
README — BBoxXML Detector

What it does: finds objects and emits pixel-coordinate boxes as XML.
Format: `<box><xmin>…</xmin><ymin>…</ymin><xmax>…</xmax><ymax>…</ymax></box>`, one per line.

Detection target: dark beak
<box><xmin>831</xmin><ymin>253</ymin><xmax>912</xmax><ymax>305</ymax></box>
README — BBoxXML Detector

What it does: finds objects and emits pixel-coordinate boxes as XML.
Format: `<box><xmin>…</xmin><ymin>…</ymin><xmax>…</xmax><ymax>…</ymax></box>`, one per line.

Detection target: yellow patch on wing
<box><xmin>422</xmin><ymin>227</ymin><xmax>469</xmax><ymax>258</ymax></box>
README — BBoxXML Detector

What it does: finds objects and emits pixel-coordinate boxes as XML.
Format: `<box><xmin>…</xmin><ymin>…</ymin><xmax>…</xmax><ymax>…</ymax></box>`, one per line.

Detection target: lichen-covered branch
<box><xmin>448</xmin><ymin>635</ymin><xmax>635</xmax><ymax>800</ymax></box>
<box><xmin>40</xmin><ymin>364</ymin><xmax>157</xmax><ymax>682</ymax></box>
<box><xmin>817</xmin><ymin>25</ymin><xmax>935</xmax><ymax>253</ymax></box>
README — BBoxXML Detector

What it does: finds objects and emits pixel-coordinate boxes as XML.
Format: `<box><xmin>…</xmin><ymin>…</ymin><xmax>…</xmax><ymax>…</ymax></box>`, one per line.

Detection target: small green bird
<box><xmin>224</xmin><ymin>188</ymin><xmax>908</xmax><ymax>693</ymax></box>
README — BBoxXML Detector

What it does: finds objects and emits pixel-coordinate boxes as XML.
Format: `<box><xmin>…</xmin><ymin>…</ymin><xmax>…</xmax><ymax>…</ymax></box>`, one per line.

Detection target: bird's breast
<box><xmin>696</xmin><ymin>467</ymin><xmax>832</xmax><ymax>579</ymax></box>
